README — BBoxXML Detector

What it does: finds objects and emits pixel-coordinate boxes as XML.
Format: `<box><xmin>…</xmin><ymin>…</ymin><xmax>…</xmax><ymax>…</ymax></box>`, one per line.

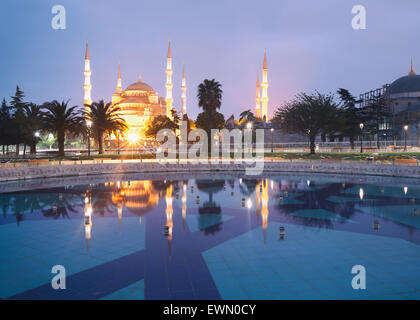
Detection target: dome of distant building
<box><xmin>389</xmin><ymin>62</ymin><xmax>420</xmax><ymax>98</ymax></box>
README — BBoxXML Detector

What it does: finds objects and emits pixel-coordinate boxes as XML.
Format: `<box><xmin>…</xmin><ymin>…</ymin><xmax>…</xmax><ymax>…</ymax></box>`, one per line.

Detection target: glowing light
<box><xmin>306</xmin><ymin>180</ymin><xmax>310</xmax><ymax>186</ymax></box>
<box><xmin>359</xmin><ymin>188</ymin><xmax>364</xmax><ymax>200</ymax></box>
<box><xmin>127</xmin><ymin>131</ymin><xmax>140</xmax><ymax>144</ymax></box>
<box><xmin>246</xmin><ymin>122</ymin><xmax>252</xmax><ymax>130</ymax></box>
<box><xmin>86</xmin><ymin>207</ymin><xmax>92</xmax><ymax>217</ymax></box>
<box><xmin>404</xmin><ymin>186</ymin><xmax>408</xmax><ymax>195</ymax></box>
<box><xmin>84</xmin><ymin>197</ymin><xmax>89</xmax><ymax>204</ymax></box>
<box><xmin>86</xmin><ymin>120</ymin><xmax>92</xmax><ymax>128</ymax></box>
<box><xmin>34</xmin><ymin>131</ymin><xmax>40</xmax><ymax>137</ymax></box>
<box><xmin>246</xmin><ymin>198</ymin><xmax>252</xmax><ymax>209</ymax></box>
<box><xmin>270</xmin><ymin>180</ymin><xmax>274</xmax><ymax>190</ymax></box>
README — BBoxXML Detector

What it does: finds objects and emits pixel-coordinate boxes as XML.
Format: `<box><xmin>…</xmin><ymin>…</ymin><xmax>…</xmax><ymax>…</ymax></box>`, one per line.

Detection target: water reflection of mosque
<box><xmin>82</xmin><ymin>178</ymin><xmax>272</xmax><ymax>252</ymax></box>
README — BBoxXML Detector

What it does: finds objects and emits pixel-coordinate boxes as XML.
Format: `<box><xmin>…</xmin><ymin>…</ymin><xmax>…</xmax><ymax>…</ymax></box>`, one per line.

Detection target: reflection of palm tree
<box><xmin>41</xmin><ymin>192</ymin><xmax>80</xmax><ymax>219</ymax></box>
<box><xmin>196</xmin><ymin>180</ymin><xmax>224</xmax><ymax>214</ymax></box>
<box><xmin>195</xmin><ymin>180</ymin><xmax>226</xmax><ymax>235</ymax></box>
<box><xmin>239</xmin><ymin>179</ymin><xmax>258</xmax><ymax>196</ymax></box>
<box><xmin>91</xmin><ymin>186</ymin><xmax>116</xmax><ymax>216</ymax></box>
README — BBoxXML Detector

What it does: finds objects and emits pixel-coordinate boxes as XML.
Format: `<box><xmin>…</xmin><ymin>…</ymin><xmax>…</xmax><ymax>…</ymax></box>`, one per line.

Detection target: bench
<box><xmin>394</xmin><ymin>158</ymin><xmax>418</xmax><ymax>165</ymax></box>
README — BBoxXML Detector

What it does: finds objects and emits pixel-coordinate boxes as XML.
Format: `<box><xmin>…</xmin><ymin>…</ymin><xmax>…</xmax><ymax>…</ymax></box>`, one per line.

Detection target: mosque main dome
<box><xmin>112</xmin><ymin>74</ymin><xmax>167</xmax><ymax>133</ymax></box>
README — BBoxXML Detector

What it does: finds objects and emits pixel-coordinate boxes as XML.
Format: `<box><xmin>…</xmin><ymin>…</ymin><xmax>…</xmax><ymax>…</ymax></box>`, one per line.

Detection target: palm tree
<box><xmin>42</xmin><ymin>100</ymin><xmax>83</xmax><ymax>156</ymax></box>
<box><xmin>197</xmin><ymin>79</ymin><xmax>223</xmax><ymax>131</ymax></box>
<box><xmin>23</xmin><ymin>103</ymin><xmax>43</xmax><ymax>154</ymax></box>
<box><xmin>85</xmin><ymin>100</ymin><xmax>127</xmax><ymax>154</ymax></box>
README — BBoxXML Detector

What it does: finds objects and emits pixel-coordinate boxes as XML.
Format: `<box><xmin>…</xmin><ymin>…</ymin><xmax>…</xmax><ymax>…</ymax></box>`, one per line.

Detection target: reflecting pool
<box><xmin>1</xmin><ymin>172</ymin><xmax>420</xmax><ymax>300</ymax></box>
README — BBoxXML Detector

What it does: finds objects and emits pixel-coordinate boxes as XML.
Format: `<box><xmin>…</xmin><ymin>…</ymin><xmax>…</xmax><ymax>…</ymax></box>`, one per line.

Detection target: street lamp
<box><xmin>86</xmin><ymin>120</ymin><xmax>92</xmax><ymax>158</ymax></box>
<box><xmin>116</xmin><ymin>130</ymin><xmax>120</xmax><ymax>155</ymax></box>
<box><xmin>34</xmin><ymin>131</ymin><xmax>40</xmax><ymax>138</ymax></box>
<box><xmin>270</xmin><ymin>128</ymin><xmax>274</xmax><ymax>153</ymax></box>
<box><xmin>359</xmin><ymin>123</ymin><xmax>364</xmax><ymax>153</ymax></box>
<box><xmin>404</xmin><ymin>124</ymin><xmax>408</xmax><ymax>151</ymax></box>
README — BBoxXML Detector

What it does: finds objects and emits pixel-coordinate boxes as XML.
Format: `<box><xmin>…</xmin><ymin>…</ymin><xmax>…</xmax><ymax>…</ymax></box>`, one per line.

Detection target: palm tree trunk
<box><xmin>58</xmin><ymin>132</ymin><xmax>65</xmax><ymax>156</ymax></box>
<box><xmin>23</xmin><ymin>144</ymin><xmax>26</xmax><ymax>159</ymax></box>
<box><xmin>15</xmin><ymin>144</ymin><xmax>19</xmax><ymax>156</ymax></box>
<box><xmin>98</xmin><ymin>130</ymin><xmax>104</xmax><ymax>154</ymax></box>
<box><xmin>30</xmin><ymin>142</ymin><xmax>36</xmax><ymax>154</ymax></box>
<box><xmin>310</xmin><ymin>136</ymin><xmax>316</xmax><ymax>154</ymax></box>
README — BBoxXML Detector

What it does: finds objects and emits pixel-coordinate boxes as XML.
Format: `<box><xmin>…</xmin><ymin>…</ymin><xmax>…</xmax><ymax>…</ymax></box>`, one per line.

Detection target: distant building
<box><xmin>359</xmin><ymin>60</ymin><xmax>420</xmax><ymax>144</ymax></box>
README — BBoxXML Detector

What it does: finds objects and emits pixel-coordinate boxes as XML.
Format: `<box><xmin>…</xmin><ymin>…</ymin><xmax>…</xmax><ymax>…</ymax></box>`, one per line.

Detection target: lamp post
<box><xmin>246</xmin><ymin>123</ymin><xmax>252</xmax><ymax>154</ymax></box>
<box><xmin>404</xmin><ymin>124</ymin><xmax>408</xmax><ymax>151</ymax></box>
<box><xmin>116</xmin><ymin>130</ymin><xmax>120</xmax><ymax>155</ymax></box>
<box><xmin>86</xmin><ymin>120</ymin><xmax>92</xmax><ymax>158</ymax></box>
<box><xmin>359</xmin><ymin>123</ymin><xmax>364</xmax><ymax>153</ymax></box>
<box><xmin>270</xmin><ymin>128</ymin><xmax>274</xmax><ymax>153</ymax></box>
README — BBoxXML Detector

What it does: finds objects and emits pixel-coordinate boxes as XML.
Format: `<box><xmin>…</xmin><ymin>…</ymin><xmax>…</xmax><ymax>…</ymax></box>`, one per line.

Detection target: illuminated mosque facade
<box><xmin>84</xmin><ymin>40</ymin><xmax>270</xmax><ymax>140</ymax></box>
<box><xmin>83</xmin><ymin>40</ymin><xmax>186</xmax><ymax>138</ymax></box>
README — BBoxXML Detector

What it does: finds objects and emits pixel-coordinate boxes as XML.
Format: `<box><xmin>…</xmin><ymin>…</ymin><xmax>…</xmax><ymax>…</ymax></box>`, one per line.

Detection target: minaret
<box><xmin>260</xmin><ymin>50</ymin><xmax>269</xmax><ymax>121</ymax></box>
<box><xmin>83</xmin><ymin>40</ymin><xmax>92</xmax><ymax>114</ymax></box>
<box><xmin>255</xmin><ymin>73</ymin><xmax>261</xmax><ymax>119</ymax></box>
<box><xmin>181</xmin><ymin>64</ymin><xmax>187</xmax><ymax>116</ymax></box>
<box><xmin>116</xmin><ymin>63</ymin><xmax>122</xmax><ymax>93</ymax></box>
<box><xmin>409</xmin><ymin>58</ymin><xmax>416</xmax><ymax>76</ymax></box>
<box><xmin>165</xmin><ymin>40</ymin><xmax>173</xmax><ymax>118</ymax></box>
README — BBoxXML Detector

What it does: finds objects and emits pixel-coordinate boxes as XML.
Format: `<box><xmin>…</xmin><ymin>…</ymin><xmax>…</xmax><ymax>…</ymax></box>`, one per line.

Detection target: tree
<box><xmin>0</xmin><ymin>98</ymin><xmax>12</xmax><ymax>154</ymax></box>
<box><xmin>197</xmin><ymin>79</ymin><xmax>223</xmax><ymax>131</ymax></box>
<box><xmin>23</xmin><ymin>103</ymin><xmax>43</xmax><ymax>154</ymax></box>
<box><xmin>272</xmin><ymin>92</ymin><xmax>338</xmax><ymax>154</ymax></box>
<box><xmin>10</xmin><ymin>86</ymin><xmax>27</xmax><ymax>155</ymax></box>
<box><xmin>337</xmin><ymin>88</ymin><xmax>362</xmax><ymax>149</ymax></box>
<box><xmin>85</xmin><ymin>100</ymin><xmax>127</xmax><ymax>154</ymax></box>
<box><xmin>195</xmin><ymin>111</ymin><xmax>225</xmax><ymax>132</ymax></box>
<box><xmin>42</xmin><ymin>100</ymin><xmax>84</xmax><ymax>156</ymax></box>
<box><xmin>145</xmin><ymin>115</ymin><xmax>178</xmax><ymax>139</ymax></box>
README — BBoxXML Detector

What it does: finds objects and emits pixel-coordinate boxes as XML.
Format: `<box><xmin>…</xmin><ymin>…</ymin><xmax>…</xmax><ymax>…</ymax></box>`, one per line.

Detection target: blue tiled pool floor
<box><xmin>1</xmin><ymin>174</ymin><xmax>420</xmax><ymax>300</ymax></box>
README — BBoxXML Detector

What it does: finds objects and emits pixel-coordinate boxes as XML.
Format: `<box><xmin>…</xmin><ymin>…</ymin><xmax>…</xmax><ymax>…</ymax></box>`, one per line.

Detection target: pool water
<box><xmin>1</xmin><ymin>172</ymin><xmax>420</xmax><ymax>300</ymax></box>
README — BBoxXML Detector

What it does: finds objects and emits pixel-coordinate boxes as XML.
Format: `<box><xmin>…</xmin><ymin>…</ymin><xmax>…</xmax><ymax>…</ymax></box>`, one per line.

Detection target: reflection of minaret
<box><xmin>255</xmin><ymin>74</ymin><xmax>261</xmax><ymax>119</ymax></box>
<box><xmin>181</xmin><ymin>64</ymin><xmax>187</xmax><ymax>116</ymax></box>
<box><xmin>165</xmin><ymin>185</ymin><xmax>174</xmax><ymax>257</ymax></box>
<box><xmin>117</xmin><ymin>203</ymin><xmax>123</xmax><ymax>233</ymax></box>
<box><xmin>260</xmin><ymin>50</ymin><xmax>269</xmax><ymax>121</ymax></box>
<box><xmin>83</xmin><ymin>40</ymin><xmax>92</xmax><ymax>114</ymax></box>
<box><xmin>182</xmin><ymin>182</ymin><xmax>187</xmax><ymax>231</ymax></box>
<box><xmin>165</xmin><ymin>40</ymin><xmax>173</xmax><ymax>118</ymax></box>
<box><xmin>256</xmin><ymin>182</ymin><xmax>261</xmax><ymax>222</ymax></box>
<box><xmin>84</xmin><ymin>196</ymin><xmax>92</xmax><ymax>253</ymax></box>
<box><xmin>261</xmin><ymin>179</ymin><xmax>269</xmax><ymax>247</ymax></box>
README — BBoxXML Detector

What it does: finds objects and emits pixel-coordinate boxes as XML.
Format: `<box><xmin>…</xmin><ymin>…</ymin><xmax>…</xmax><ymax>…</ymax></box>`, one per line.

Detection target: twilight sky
<box><xmin>0</xmin><ymin>0</ymin><xmax>419</xmax><ymax>119</ymax></box>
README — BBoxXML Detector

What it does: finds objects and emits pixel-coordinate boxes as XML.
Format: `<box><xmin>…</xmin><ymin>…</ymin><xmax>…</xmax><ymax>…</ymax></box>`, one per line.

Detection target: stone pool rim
<box><xmin>0</xmin><ymin>160</ymin><xmax>419</xmax><ymax>183</ymax></box>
